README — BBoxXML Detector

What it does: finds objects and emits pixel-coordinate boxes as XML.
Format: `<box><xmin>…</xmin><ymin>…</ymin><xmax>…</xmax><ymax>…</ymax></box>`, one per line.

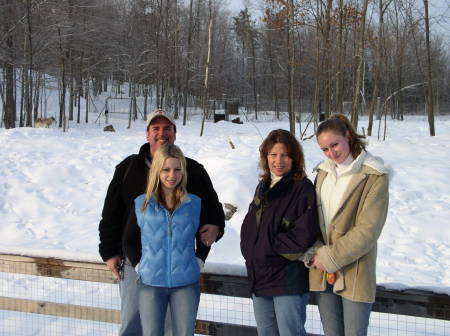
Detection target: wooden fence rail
<box><xmin>0</xmin><ymin>253</ymin><xmax>449</xmax><ymax>335</ymax></box>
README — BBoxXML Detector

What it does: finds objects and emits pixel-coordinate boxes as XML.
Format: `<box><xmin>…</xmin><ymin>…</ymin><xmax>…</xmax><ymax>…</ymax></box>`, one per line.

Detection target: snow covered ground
<box><xmin>1</xmin><ymin>90</ymin><xmax>450</xmax><ymax>335</ymax></box>
<box><xmin>1</xmin><ymin>102</ymin><xmax>450</xmax><ymax>296</ymax></box>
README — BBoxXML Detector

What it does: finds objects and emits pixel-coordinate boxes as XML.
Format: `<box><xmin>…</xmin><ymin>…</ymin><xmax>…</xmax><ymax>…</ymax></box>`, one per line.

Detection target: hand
<box><xmin>106</xmin><ymin>256</ymin><xmax>122</xmax><ymax>280</ymax></box>
<box><xmin>196</xmin><ymin>257</ymin><xmax>205</xmax><ymax>272</ymax></box>
<box><xmin>199</xmin><ymin>224</ymin><xmax>219</xmax><ymax>246</ymax></box>
<box><xmin>312</xmin><ymin>255</ymin><xmax>326</xmax><ymax>272</ymax></box>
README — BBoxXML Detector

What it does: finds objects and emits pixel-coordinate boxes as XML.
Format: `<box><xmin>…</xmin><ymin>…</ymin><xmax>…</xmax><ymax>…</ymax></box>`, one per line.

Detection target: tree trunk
<box><xmin>350</xmin><ymin>0</ymin><xmax>369</xmax><ymax>130</ymax></box>
<box><xmin>57</xmin><ymin>27</ymin><xmax>67</xmax><ymax>131</ymax></box>
<box><xmin>368</xmin><ymin>0</ymin><xmax>387</xmax><ymax>136</ymax></box>
<box><xmin>250</xmin><ymin>34</ymin><xmax>258</xmax><ymax>120</ymax></box>
<box><xmin>200</xmin><ymin>0</ymin><xmax>213</xmax><ymax>137</ymax></box>
<box><xmin>266</xmin><ymin>29</ymin><xmax>279</xmax><ymax>119</ymax></box>
<box><xmin>85</xmin><ymin>76</ymin><xmax>89</xmax><ymax>123</ymax></box>
<box><xmin>183</xmin><ymin>0</ymin><xmax>195</xmax><ymax>126</ymax></box>
<box><xmin>3</xmin><ymin>59</ymin><xmax>16</xmax><ymax>129</ymax></box>
<box><xmin>144</xmin><ymin>85</ymin><xmax>148</xmax><ymax>117</ymax></box>
<box><xmin>287</xmin><ymin>0</ymin><xmax>295</xmax><ymax>135</ymax></box>
<box><xmin>76</xmin><ymin>61</ymin><xmax>82</xmax><ymax>123</ymax></box>
<box><xmin>334</xmin><ymin>0</ymin><xmax>345</xmax><ymax>115</ymax></box>
<box><xmin>33</xmin><ymin>72</ymin><xmax>41</xmax><ymax>121</ymax></box>
<box><xmin>423</xmin><ymin>0</ymin><xmax>435</xmax><ymax>136</ymax></box>
<box><xmin>20</xmin><ymin>69</ymin><xmax>25</xmax><ymax>127</ymax></box>
<box><xmin>323</xmin><ymin>0</ymin><xmax>332</xmax><ymax>118</ymax></box>
<box><xmin>69</xmin><ymin>68</ymin><xmax>74</xmax><ymax>121</ymax></box>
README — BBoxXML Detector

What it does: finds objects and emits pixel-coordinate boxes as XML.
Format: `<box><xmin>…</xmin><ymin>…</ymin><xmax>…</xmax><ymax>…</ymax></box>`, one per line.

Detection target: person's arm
<box><xmin>302</xmin><ymin>240</ymin><xmax>324</xmax><ymax>267</ymax></box>
<box><xmin>99</xmin><ymin>164</ymin><xmax>126</xmax><ymax>262</ymax></box>
<box><xmin>122</xmin><ymin>204</ymin><xmax>142</xmax><ymax>268</ymax></box>
<box><xmin>316</xmin><ymin>174</ymin><xmax>389</xmax><ymax>273</ymax></box>
<box><xmin>273</xmin><ymin>181</ymin><xmax>320</xmax><ymax>261</ymax></box>
<box><xmin>196</xmin><ymin>204</ymin><xmax>211</xmax><ymax>263</ymax></box>
<box><xmin>189</xmin><ymin>161</ymin><xmax>225</xmax><ymax>242</ymax></box>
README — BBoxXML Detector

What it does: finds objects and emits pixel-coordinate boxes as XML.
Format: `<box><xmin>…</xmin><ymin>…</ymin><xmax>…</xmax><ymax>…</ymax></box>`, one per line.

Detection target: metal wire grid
<box><xmin>0</xmin><ymin>271</ymin><xmax>120</xmax><ymax>336</ymax></box>
<box><xmin>368</xmin><ymin>312</ymin><xmax>450</xmax><ymax>336</ymax></box>
<box><xmin>0</xmin><ymin>311</ymin><xmax>119</xmax><ymax>336</ymax></box>
<box><xmin>0</xmin><ymin>260</ymin><xmax>449</xmax><ymax>336</ymax></box>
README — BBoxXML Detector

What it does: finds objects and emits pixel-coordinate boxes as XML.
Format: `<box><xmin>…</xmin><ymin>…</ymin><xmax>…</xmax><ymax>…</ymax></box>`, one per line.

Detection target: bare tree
<box><xmin>1</xmin><ymin>0</ymin><xmax>17</xmax><ymax>129</ymax></box>
<box><xmin>234</xmin><ymin>8</ymin><xmax>259</xmax><ymax>119</ymax></box>
<box><xmin>200</xmin><ymin>0</ymin><xmax>213</xmax><ymax>136</ymax></box>
<box><xmin>350</xmin><ymin>0</ymin><xmax>369</xmax><ymax>129</ymax></box>
<box><xmin>367</xmin><ymin>0</ymin><xmax>392</xmax><ymax>136</ymax></box>
<box><xmin>422</xmin><ymin>0</ymin><xmax>435</xmax><ymax>135</ymax></box>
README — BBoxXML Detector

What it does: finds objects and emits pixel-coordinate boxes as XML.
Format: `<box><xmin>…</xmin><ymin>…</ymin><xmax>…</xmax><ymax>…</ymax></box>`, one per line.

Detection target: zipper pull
<box><xmin>326</xmin><ymin>272</ymin><xmax>336</xmax><ymax>285</ymax></box>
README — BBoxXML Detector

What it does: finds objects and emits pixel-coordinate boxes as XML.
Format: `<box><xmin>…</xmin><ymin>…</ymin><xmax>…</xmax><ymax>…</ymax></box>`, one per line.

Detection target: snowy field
<box><xmin>1</xmin><ymin>108</ymin><xmax>450</xmax><ymax>294</ymax></box>
<box><xmin>1</xmin><ymin>94</ymin><xmax>450</xmax><ymax>335</ymax></box>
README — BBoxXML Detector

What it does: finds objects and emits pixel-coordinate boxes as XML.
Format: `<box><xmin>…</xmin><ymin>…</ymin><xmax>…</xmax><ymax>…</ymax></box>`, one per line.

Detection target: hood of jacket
<box><xmin>315</xmin><ymin>151</ymin><xmax>388</xmax><ymax>177</ymax></box>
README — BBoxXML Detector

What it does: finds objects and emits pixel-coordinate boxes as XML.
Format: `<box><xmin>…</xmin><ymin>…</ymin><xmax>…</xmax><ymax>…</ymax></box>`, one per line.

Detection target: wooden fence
<box><xmin>0</xmin><ymin>253</ymin><xmax>449</xmax><ymax>335</ymax></box>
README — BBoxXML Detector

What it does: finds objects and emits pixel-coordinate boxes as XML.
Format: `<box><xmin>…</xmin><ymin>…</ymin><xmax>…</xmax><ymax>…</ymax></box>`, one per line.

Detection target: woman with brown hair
<box><xmin>309</xmin><ymin>114</ymin><xmax>389</xmax><ymax>336</ymax></box>
<box><xmin>240</xmin><ymin>129</ymin><xmax>319</xmax><ymax>336</ymax></box>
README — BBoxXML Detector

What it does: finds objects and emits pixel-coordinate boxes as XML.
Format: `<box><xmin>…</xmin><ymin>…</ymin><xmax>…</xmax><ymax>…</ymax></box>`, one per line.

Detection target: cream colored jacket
<box><xmin>309</xmin><ymin>151</ymin><xmax>389</xmax><ymax>303</ymax></box>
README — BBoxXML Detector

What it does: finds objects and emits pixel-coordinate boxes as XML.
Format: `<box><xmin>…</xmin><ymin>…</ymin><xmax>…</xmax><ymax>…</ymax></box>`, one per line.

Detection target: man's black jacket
<box><xmin>98</xmin><ymin>143</ymin><xmax>225</xmax><ymax>261</ymax></box>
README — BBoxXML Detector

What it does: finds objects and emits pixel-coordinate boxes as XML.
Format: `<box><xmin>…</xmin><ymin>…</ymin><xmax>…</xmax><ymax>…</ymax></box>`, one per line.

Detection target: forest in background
<box><xmin>1</xmin><ymin>0</ymin><xmax>449</xmax><ymax>135</ymax></box>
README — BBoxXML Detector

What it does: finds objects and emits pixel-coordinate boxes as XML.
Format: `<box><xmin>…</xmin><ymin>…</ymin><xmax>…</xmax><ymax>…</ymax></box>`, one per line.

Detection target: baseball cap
<box><xmin>146</xmin><ymin>109</ymin><xmax>176</xmax><ymax>130</ymax></box>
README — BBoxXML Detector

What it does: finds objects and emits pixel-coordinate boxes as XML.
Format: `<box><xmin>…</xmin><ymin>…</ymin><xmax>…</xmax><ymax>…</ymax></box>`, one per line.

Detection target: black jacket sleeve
<box><xmin>98</xmin><ymin>155</ymin><xmax>137</xmax><ymax>261</ymax></box>
<box><xmin>122</xmin><ymin>204</ymin><xmax>142</xmax><ymax>267</ymax></box>
<box><xmin>186</xmin><ymin>159</ymin><xmax>226</xmax><ymax>242</ymax></box>
<box><xmin>195</xmin><ymin>204</ymin><xmax>211</xmax><ymax>262</ymax></box>
<box><xmin>98</xmin><ymin>165</ymin><xmax>126</xmax><ymax>261</ymax></box>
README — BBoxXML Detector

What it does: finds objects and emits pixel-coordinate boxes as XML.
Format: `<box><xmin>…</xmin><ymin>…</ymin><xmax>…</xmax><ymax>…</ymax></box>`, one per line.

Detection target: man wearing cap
<box><xmin>98</xmin><ymin>109</ymin><xmax>225</xmax><ymax>335</ymax></box>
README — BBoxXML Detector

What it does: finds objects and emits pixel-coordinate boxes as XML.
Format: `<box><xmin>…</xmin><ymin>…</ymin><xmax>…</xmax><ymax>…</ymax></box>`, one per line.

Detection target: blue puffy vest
<box><xmin>134</xmin><ymin>193</ymin><xmax>201</xmax><ymax>288</ymax></box>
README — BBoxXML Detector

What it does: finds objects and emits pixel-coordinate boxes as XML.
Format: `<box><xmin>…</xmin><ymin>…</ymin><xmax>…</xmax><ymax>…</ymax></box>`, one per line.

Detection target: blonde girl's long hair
<box><xmin>141</xmin><ymin>144</ymin><xmax>188</xmax><ymax>212</ymax></box>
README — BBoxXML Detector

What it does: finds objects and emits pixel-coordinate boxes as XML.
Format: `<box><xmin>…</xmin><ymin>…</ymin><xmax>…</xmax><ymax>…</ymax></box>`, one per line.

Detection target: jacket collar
<box><xmin>256</xmin><ymin>172</ymin><xmax>294</xmax><ymax>202</ymax></box>
<box><xmin>315</xmin><ymin>151</ymin><xmax>387</xmax><ymax>232</ymax></box>
<box><xmin>147</xmin><ymin>192</ymin><xmax>191</xmax><ymax>211</ymax></box>
<box><xmin>138</xmin><ymin>143</ymin><xmax>152</xmax><ymax>168</ymax></box>
<box><xmin>315</xmin><ymin>151</ymin><xmax>387</xmax><ymax>176</ymax></box>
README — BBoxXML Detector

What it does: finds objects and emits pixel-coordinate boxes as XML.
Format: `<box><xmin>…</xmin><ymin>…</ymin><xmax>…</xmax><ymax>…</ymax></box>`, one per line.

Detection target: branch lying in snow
<box><xmin>228</xmin><ymin>137</ymin><xmax>235</xmax><ymax>149</ymax></box>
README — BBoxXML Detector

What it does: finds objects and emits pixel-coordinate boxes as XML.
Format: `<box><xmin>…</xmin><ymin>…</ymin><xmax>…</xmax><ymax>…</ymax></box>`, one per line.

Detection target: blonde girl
<box><xmin>123</xmin><ymin>144</ymin><xmax>209</xmax><ymax>336</ymax></box>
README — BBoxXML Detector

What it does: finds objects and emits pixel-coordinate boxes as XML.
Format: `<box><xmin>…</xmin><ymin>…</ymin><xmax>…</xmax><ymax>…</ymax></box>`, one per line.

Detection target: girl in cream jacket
<box><xmin>308</xmin><ymin>114</ymin><xmax>389</xmax><ymax>336</ymax></box>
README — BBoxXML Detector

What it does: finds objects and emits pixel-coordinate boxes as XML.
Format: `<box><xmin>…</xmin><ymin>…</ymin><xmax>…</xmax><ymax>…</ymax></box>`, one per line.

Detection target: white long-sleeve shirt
<box><xmin>320</xmin><ymin>152</ymin><xmax>367</xmax><ymax>234</ymax></box>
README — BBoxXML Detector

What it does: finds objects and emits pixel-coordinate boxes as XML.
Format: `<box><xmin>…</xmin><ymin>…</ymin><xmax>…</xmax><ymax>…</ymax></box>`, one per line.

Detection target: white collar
<box><xmin>270</xmin><ymin>172</ymin><xmax>283</xmax><ymax>188</ymax></box>
<box><xmin>336</xmin><ymin>154</ymin><xmax>354</xmax><ymax>169</ymax></box>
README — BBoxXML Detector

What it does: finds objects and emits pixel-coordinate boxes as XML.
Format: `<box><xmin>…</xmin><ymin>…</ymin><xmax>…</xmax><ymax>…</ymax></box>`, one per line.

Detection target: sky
<box><xmin>227</xmin><ymin>0</ymin><xmax>450</xmax><ymax>44</ymax></box>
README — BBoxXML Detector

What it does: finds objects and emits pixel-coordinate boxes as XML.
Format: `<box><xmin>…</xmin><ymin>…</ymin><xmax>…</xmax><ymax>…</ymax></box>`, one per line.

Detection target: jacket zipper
<box><xmin>166</xmin><ymin>210</ymin><xmax>173</xmax><ymax>287</ymax></box>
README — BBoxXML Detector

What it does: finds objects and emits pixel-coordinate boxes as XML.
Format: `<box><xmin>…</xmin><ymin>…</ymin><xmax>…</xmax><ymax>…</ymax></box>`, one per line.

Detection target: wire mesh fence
<box><xmin>1</xmin><ymin>254</ymin><xmax>449</xmax><ymax>336</ymax></box>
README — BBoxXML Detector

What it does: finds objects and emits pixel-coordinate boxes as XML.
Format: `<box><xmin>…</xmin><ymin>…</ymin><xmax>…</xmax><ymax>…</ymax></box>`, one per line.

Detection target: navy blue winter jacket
<box><xmin>240</xmin><ymin>173</ymin><xmax>319</xmax><ymax>296</ymax></box>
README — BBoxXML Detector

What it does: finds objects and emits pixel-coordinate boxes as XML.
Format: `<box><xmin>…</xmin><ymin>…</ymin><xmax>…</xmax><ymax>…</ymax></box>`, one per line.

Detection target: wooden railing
<box><xmin>0</xmin><ymin>253</ymin><xmax>449</xmax><ymax>335</ymax></box>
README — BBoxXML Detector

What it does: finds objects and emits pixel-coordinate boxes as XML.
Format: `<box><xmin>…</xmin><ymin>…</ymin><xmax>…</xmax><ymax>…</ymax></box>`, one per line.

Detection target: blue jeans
<box><xmin>315</xmin><ymin>285</ymin><xmax>372</xmax><ymax>336</ymax></box>
<box><xmin>119</xmin><ymin>259</ymin><xmax>142</xmax><ymax>335</ymax></box>
<box><xmin>252</xmin><ymin>293</ymin><xmax>309</xmax><ymax>336</ymax></box>
<box><xmin>138</xmin><ymin>281</ymin><xmax>200</xmax><ymax>336</ymax></box>
<box><xmin>119</xmin><ymin>259</ymin><xmax>173</xmax><ymax>336</ymax></box>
